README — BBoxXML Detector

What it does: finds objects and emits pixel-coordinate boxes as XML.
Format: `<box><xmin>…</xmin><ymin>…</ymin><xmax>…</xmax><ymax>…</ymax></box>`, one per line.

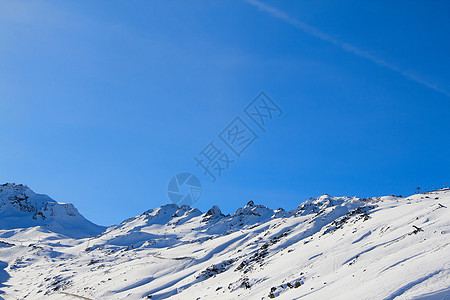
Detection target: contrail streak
<box><xmin>245</xmin><ymin>0</ymin><xmax>450</xmax><ymax>98</ymax></box>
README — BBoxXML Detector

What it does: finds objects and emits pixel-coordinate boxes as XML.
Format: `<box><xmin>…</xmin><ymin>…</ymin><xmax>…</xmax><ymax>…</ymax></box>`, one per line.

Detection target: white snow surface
<box><xmin>0</xmin><ymin>183</ymin><xmax>105</xmax><ymax>239</ymax></box>
<box><xmin>0</xmin><ymin>183</ymin><xmax>449</xmax><ymax>300</ymax></box>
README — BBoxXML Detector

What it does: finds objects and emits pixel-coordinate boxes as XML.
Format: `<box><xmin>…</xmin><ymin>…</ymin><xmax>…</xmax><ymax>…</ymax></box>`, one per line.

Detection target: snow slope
<box><xmin>0</xmin><ymin>183</ymin><xmax>105</xmax><ymax>238</ymax></box>
<box><xmin>0</xmin><ymin>184</ymin><xmax>449</xmax><ymax>300</ymax></box>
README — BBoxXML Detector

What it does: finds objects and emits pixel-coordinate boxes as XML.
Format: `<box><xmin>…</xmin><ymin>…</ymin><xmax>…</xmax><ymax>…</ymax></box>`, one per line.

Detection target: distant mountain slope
<box><xmin>0</xmin><ymin>184</ymin><xmax>449</xmax><ymax>299</ymax></box>
<box><xmin>0</xmin><ymin>183</ymin><xmax>105</xmax><ymax>238</ymax></box>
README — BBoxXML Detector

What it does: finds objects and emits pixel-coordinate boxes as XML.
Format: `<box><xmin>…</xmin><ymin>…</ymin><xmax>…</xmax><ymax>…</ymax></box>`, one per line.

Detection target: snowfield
<box><xmin>0</xmin><ymin>183</ymin><xmax>449</xmax><ymax>300</ymax></box>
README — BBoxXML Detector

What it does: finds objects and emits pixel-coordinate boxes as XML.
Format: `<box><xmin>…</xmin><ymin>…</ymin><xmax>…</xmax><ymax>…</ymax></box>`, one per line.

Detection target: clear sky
<box><xmin>1</xmin><ymin>0</ymin><xmax>449</xmax><ymax>226</ymax></box>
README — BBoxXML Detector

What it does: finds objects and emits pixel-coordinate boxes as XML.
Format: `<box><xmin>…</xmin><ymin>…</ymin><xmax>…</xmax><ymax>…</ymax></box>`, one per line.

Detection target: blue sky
<box><xmin>1</xmin><ymin>0</ymin><xmax>449</xmax><ymax>226</ymax></box>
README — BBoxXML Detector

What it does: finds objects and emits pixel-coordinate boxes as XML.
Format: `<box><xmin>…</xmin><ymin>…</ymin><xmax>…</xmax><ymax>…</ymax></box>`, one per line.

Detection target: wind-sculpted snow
<box><xmin>0</xmin><ymin>184</ymin><xmax>449</xmax><ymax>299</ymax></box>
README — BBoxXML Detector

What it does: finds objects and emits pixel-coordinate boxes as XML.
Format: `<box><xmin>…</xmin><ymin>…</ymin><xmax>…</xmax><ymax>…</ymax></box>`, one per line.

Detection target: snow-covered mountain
<box><xmin>0</xmin><ymin>183</ymin><xmax>105</xmax><ymax>238</ymax></box>
<box><xmin>0</xmin><ymin>184</ymin><xmax>449</xmax><ymax>299</ymax></box>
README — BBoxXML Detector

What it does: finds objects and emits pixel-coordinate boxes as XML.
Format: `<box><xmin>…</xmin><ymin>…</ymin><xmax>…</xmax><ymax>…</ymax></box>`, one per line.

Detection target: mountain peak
<box><xmin>0</xmin><ymin>183</ymin><xmax>105</xmax><ymax>238</ymax></box>
<box><xmin>0</xmin><ymin>185</ymin><xmax>449</xmax><ymax>299</ymax></box>
<box><xmin>245</xmin><ymin>200</ymin><xmax>255</xmax><ymax>208</ymax></box>
<box><xmin>0</xmin><ymin>183</ymin><xmax>29</xmax><ymax>196</ymax></box>
<box><xmin>205</xmin><ymin>205</ymin><xmax>223</xmax><ymax>217</ymax></box>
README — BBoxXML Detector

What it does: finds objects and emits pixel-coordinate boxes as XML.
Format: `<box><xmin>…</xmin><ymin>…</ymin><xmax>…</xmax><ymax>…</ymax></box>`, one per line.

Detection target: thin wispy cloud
<box><xmin>245</xmin><ymin>0</ymin><xmax>450</xmax><ymax>98</ymax></box>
